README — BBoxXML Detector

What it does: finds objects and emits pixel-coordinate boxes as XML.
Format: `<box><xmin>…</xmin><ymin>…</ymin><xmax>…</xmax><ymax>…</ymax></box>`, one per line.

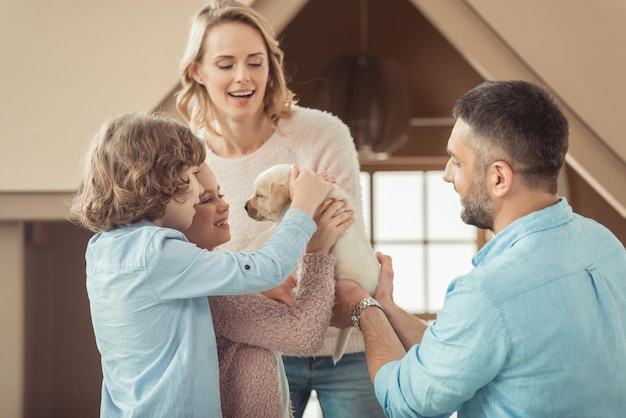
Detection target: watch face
<box><xmin>351</xmin><ymin>297</ymin><xmax>382</xmax><ymax>331</ymax></box>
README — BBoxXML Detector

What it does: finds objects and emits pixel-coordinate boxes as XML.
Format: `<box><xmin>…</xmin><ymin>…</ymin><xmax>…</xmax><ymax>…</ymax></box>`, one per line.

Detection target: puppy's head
<box><xmin>244</xmin><ymin>164</ymin><xmax>292</xmax><ymax>222</ymax></box>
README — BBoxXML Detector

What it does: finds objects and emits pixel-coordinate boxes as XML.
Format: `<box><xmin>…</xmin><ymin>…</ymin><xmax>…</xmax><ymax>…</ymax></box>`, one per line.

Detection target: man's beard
<box><xmin>460</xmin><ymin>173</ymin><xmax>494</xmax><ymax>231</ymax></box>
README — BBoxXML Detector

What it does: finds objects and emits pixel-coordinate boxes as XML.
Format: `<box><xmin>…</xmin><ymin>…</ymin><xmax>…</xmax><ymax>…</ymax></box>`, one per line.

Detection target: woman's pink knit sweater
<box><xmin>209</xmin><ymin>253</ymin><xmax>335</xmax><ymax>417</ymax></box>
<box><xmin>205</xmin><ymin>106</ymin><xmax>366</xmax><ymax>417</ymax></box>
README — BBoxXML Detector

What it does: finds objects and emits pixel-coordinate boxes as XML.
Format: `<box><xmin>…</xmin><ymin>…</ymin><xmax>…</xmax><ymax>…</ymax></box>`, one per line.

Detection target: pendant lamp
<box><xmin>314</xmin><ymin>0</ymin><xmax>411</xmax><ymax>160</ymax></box>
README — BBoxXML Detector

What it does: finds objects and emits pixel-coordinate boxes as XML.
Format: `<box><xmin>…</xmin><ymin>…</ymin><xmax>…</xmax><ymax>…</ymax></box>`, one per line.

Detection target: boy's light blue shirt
<box><xmin>375</xmin><ymin>198</ymin><xmax>626</xmax><ymax>417</ymax></box>
<box><xmin>86</xmin><ymin>208</ymin><xmax>315</xmax><ymax>418</ymax></box>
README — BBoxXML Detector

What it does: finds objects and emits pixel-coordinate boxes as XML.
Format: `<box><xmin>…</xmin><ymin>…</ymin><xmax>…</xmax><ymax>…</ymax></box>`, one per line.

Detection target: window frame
<box><xmin>360</xmin><ymin>158</ymin><xmax>487</xmax><ymax>318</ymax></box>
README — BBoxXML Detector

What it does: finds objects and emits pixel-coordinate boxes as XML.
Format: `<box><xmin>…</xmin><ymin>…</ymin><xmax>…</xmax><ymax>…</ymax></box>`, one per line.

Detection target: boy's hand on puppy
<box><xmin>307</xmin><ymin>199</ymin><xmax>353</xmax><ymax>254</ymax></box>
<box><xmin>289</xmin><ymin>165</ymin><xmax>334</xmax><ymax>218</ymax></box>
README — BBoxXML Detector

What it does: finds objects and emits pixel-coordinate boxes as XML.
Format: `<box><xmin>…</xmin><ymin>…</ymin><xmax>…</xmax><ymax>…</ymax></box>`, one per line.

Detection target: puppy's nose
<box><xmin>244</xmin><ymin>202</ymin><xmax>257</xmax><ymax>218</ymax></box>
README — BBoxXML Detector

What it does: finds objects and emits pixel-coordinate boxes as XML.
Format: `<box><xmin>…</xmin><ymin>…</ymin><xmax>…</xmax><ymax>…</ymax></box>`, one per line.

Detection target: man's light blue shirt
<box><xmin>86</xmin><ymin>208</ymin><xmax>315</xmax><ymax>418</ymax></box>
<box><xmin>375</xmin><ymin>198</ymin><xmax>626</xmax><ymax>417</ymax></box>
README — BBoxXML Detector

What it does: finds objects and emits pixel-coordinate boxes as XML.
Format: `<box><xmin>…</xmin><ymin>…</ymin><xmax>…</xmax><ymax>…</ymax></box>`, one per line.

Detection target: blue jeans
<box><xmin>283</xmin><ymin>352</ymin><xmax>386</xmax><ymax>418</ymax></box>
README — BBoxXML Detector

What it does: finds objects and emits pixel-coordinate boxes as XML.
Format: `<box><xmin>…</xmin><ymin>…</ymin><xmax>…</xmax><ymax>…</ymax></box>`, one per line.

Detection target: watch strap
<box><xmin>351</xmin><ymin>297</ymin><xmax>384</xmax><ymax>331</ymax></box>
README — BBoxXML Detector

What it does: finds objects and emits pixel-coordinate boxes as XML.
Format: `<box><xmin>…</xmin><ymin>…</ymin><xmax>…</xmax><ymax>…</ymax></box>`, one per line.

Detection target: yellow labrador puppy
<box><xmin>244</xmin><ymin>164</ymin><xmax>380</xmax><ymax>364</ymax></box>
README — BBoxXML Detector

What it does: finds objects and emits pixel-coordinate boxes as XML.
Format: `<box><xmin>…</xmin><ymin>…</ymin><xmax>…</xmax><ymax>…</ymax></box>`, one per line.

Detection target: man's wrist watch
<box><xmin>351</xmin><ymin>297</ymin><xmax>384</xmax><ymax>331</ymax></box>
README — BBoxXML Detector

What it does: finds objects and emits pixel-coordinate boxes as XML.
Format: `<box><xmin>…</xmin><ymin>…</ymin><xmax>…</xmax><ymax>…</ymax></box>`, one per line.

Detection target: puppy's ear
<box><xmin>269</xmin><ymin>182</ymin><xmax>292</xmax><ymax>216</ymax></box>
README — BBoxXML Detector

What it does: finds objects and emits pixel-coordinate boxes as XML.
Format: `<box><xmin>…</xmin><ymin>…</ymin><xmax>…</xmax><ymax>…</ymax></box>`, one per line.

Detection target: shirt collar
<box><xmin>472</xmin><ymin>197</ymin><xmax>573</xmax><ymax>267</ymax></box>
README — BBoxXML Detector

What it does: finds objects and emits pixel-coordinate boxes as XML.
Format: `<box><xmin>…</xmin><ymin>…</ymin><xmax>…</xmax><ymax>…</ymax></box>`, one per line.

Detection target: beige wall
<box><xmin>0</xmin><ymin>0</ymin><xmax>201</xmax><ymax>192</ymax></box>
<box><xmin>468</xmin><ymin>0</ymin><xmax>626</xmax><ymax>159</ymax></box>
<box><xmin>410</xmin><ymin>0</ymin><xmax>626</xmax><ymax>218</ymax></box>
<box><xmin>2</xmin><ymin>0</ymin><xmax>624</xmax><ymax>206</ymax></box>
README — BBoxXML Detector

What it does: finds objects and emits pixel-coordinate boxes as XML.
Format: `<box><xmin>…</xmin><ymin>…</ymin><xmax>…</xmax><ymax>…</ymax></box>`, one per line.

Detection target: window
<box><xmin>360</xmin><ymin>170</ymin><xmax>479</xmax><ymax>315</ymax></box>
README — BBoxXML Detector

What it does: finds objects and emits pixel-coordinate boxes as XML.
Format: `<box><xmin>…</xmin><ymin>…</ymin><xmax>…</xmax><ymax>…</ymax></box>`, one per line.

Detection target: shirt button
<box><xmin>244</xmin><ymin>264</ymin><xmax>251</xmax><ymax>270</ymax></box>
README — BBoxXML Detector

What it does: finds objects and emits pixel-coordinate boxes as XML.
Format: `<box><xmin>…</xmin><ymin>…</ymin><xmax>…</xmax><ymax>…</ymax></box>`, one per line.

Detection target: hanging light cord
<box><xmin>360</xmin><ymin>0</ymin><xmax>368</xmax><ymax>56</ymax></box>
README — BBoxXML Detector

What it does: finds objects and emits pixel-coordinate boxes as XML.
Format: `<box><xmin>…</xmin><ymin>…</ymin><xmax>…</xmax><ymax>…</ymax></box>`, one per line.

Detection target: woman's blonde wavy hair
<box><xmin>176</xmin><ymin>0</ymin><xmax>296</xmax><ymax>136</ymax></box>
<box><xmin>71</xmin><ymin>112</ymin><xmax>206</xmax><ymax>233</ymax></box>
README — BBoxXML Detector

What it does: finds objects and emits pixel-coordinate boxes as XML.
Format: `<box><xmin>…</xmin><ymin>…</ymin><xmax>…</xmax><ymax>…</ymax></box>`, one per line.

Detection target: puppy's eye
<box><xmin>256</xmin><ymin>193</ymin><xmax>264</xmax><ymax>198</ymax></box>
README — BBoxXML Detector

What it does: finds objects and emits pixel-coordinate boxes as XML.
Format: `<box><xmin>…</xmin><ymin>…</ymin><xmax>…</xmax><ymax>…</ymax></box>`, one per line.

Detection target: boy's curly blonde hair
<box><xmin>71</xmin><ymin>112</ymin><xmax>206</xmax><ymax>232</ymax></box>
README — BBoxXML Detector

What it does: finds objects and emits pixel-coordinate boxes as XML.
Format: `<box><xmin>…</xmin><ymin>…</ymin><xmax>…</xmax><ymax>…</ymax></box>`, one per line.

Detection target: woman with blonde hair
<box><xmin>176</xmin><ymin>1</ymin><xmax>385</xmax><ymax>417</ymax></box>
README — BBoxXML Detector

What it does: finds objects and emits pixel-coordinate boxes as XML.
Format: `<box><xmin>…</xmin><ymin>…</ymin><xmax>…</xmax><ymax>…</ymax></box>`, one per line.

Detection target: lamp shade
<box><xmin>315</xmin><ymin>54</ymin><xmax>411</xmax><ymax>160</ymax></box>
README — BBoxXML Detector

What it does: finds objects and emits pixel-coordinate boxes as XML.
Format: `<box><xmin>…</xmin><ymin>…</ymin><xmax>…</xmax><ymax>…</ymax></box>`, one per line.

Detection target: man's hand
<box><xmin>331</xmin><ymin>279</ymin><xmax>371</xmax><ymax>329</ymax></box>
<box><xmin>373</xmin><ymin>252</ymin><xmax>395</xmax><ymax>308</ymax></box>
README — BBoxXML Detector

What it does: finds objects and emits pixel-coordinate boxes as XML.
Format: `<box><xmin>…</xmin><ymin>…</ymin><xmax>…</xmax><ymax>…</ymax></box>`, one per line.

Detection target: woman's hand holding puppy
<box><xmin>289</xmin><ymin>165</ymin><xmax>334</xmax><ymax>218</ymax></box>
<box><xmin>307</xmin><ymin>199</ymin><xmax>354</xmax><ymax>255</ymax></box>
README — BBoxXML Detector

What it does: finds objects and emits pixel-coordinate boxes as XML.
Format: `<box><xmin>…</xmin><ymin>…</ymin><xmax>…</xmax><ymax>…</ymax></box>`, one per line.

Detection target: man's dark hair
<box><xmin>453</xmin><ymin>80</ymin><xmax>569</xmax><ymax>192</ymax></box>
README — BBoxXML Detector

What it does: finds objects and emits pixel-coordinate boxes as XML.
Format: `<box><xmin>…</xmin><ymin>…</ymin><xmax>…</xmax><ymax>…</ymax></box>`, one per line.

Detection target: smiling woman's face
<box><xmin>193</xmin><ymin>21</ymin><xmax>269</xmax><ymax>123</ymax></box>
<box><xmin>183</xmin><ymin>164</ymin><xmax>231</xmax><ymax>251</ymax></box>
